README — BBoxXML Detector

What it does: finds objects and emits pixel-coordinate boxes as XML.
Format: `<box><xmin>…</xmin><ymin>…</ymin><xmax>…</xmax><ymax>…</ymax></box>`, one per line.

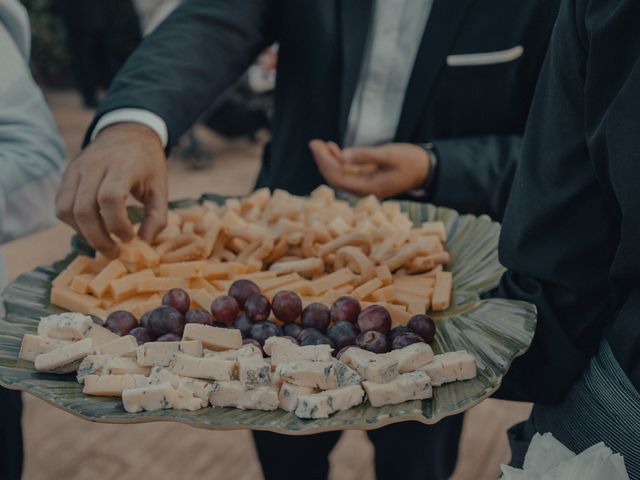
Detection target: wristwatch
<box><xmin>408</xmin><ymin>142</ymin><xmax>438</xmax><ymax>198</ymax></box>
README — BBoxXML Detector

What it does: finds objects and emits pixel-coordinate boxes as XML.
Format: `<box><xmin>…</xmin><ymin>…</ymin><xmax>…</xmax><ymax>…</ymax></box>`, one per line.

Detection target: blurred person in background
<box><xmin>55</xmin><ymin>1</ymin><xmax>560</xmax><ymax>479</ymax></box>
<box><xmin>0</xmin><ymin>1</ymin><xmax>66</xmax><ymax>478</ymax></box>
<box><xmin>60</xmin><ymin>0</ymin><xmax>118</xmax><ymax>108</ymax></box>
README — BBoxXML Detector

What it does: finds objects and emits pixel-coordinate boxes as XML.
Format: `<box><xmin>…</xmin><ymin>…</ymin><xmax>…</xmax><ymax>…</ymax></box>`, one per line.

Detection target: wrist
<box><xmin>408</xmin><ymin>143</ymin><xmax>438</xmax><ymax>198</ymax></box>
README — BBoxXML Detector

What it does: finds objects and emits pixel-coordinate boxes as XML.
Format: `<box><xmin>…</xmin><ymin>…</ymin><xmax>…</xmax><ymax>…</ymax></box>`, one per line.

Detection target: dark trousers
<box><xmin>253</xmin><ymin>414</ymin><xmax>464</xmax><ymax>480</ymax></box>
<box><xmin>0</xmin><ymin>388</ymin><xmax>23</xmax><ymax>480</ymax></box>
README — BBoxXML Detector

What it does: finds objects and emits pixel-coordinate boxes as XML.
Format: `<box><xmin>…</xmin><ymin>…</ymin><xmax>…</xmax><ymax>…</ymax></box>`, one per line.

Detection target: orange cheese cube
<box><xmin>157</xmin><ymin>261</ymin><xmax>206</xmax><ymax>278</ymax></box>
<box><xmin>257</xmin><ymin>273</ymin><xmax>302</xmax><ymax>293</ymax></box>
<box><xmin>51</xmin><ymin>287</ymin><xmax>102</xmax><ymax>314</ymax></box>
<box><xmin>307</xmin><ymin>268</ymin><xmax>355</xmax><ymax>296</ymax></box>
<box><xmin>431</xmin><ymin>271</ymin><xmax>452</xmax><ymax>311</ymax></box>
<box><xmin>351</xmin><ymin>278</ymin><xmax>383</xmax><ymax>300</ymax></box>
<box><xmin>365</xmin><ymin>286</ymin><xmax>397</xmax><ymax>303</ymax></box>
<box><xmin>69</xmin><ymin>273</ymin><xmax>95</xmax><ymax>295</ymax></box>
<box><xmin>190</xmin><ymin>278</ymin><xmax>221</xmax><ymax>295</ymax></box>
<box><xmin>110</xmin><ymin>269</ymin><xmax>155</xmax><ymax>303</ymax></box>
<box><xmin>52</xmin><ymin>255</ymin><xmax>94</xmax><ymax>287</ymax></box>
<box><xmin>188</xmin><ymin>289</ymin><xmax>216</xmax><ymax>309</ymax></box>
<box><xmin>88</xmin><ymin>259</ymin><xmax>128</xmax><ymax>298</ymax></box>
<box><xmin>203</xmin><ymin>262</ymin><xmax>247</xmax><ymax>279</ymax></box>
<box><xmin>375</xmin><ymin>265</ymin><xmax>393</xmax><ymax>286</ymax></box>
<box><xmin>137</xmin><ymin>277</ymin><xmax>189</xmax><ymax>293</ymax></box>
<box><xmin>393</xmin><ymin>290</ymin><xmax>430</xmax><ymax>315</ymax></box>
<box><xmin>131</xmin><ymin>295</ymin><xmax>163</xmax><ymax>319</ymax></box>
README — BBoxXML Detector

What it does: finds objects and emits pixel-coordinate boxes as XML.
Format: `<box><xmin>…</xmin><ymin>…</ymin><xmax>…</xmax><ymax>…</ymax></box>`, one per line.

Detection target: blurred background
<box><xmin>3</xmin><ymin>1</ymin><xmax>532</xmax><ymax>479</ymax></box>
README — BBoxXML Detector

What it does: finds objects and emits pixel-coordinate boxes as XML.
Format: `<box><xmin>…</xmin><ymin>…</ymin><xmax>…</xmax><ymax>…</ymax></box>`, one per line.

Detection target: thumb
<box><xmin>342</xmin><ymin>145</ymin><xmax>391</xmax><ymax>165</ymax></box>
<box><xmin>137</xmin><ymin>176</ymin><xmax>168</xmax><ymax>244</ymax></box>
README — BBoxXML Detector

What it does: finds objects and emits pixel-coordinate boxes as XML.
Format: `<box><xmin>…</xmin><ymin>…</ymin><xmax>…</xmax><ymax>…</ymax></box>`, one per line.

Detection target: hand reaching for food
<box><xmin>309</xmin><ymin>140</ymin><xmax>431</xmax><ymax>199</ymax></box>
<box><xmin>55</xmin><ymin>123</ymin><xmax>169</xmax><ymax>259</ymax></box>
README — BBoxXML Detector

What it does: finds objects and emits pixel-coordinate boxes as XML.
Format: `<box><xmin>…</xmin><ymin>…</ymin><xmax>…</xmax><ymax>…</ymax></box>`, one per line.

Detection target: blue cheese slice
<box><xmin>83</xmin><ymin>374</ymin><xmax>149</xmax><ymax>396</ymax></box>
<box><xmin>334</xmin><ymin>362</ymin><xmax>362</xmax><ymax>386</ymax></box>
<box><xmin>77</xmin><ymin>355</ymin><xmax>150</xmax><ymax>383</ymax></box>
<box><xmin>149</xmin><ymin>367</ymin><xmax>213</xmax><ymax>404</ymax></box>
<box><xmin>270</xmin><ymin>344</ymin><xmax>333</xmax><ymax>367</ymax></box>
<box><xmin>122</xmin><ymin>382</ymin><xmax>204</xmax><ymax>412</ymax></box>
<box><xmin>208</xmin><ymin>381</ymin><xmax>278</xmax><ymax>410</ymax></box>
<box><xmin>34</xmin><ymin>337</ymin><xmax>94</xmax><ymax>373</ymax></box>
<box><xmin>95</xmin><ymin>335</ymin><xmax>138</xmax><ymax>357</ymax></box>
<box><xmin>169</xmin><ymin>353</ymin><xmax>235</xmax><ymax>381</ymax></box>
<box><xmin>278</xmin><ymin>383</ymin><xmax>316</xmax><ymax>412</ymax></box>
<box><xmin>136</xmin><ymin>340</ymin><xmax>203</xmax><ymax>366</ymax></box>
<box><xmin>182</xmin><ymin>324</ymin><xmax>242</xmax><ymax>351</ymax></box>
<box><xmin>276</xmin><ymin>361</ymin><xmax>338</xmax><ymax>390</ymax></box>
<box><xmin>340</xmin><ymin>348</ymin><xmax>398</xmax><ymax>383</ymax></box>
<box><xmin>37</xmin><ymin>313</ymin><xmax>94</xmax><ymax>340</ymax></box>
<box><xmin>418</xmin><ymin>351</ymin><xmax>476</xmax><ymax>386</ymax></box>
<box><xmin>263</xmin><ymin>336</ymin><xmax>296</xmax><ymax>356</ymax></box>
<box><xmin>204</xmin><ymin>343</ymin><xmax>262</xmax><ymax>361</ymax></box>
<box><xmin>89</xmin><ymin>324</ymin><xmax>120</xmax><ymax>348</ymax></box>
<box><xmin>19</xmin><ymin>334</ymin><xmax>71</xmax><ymax>362</ymax></box>
<box><xmin>209</xmin><ymin>380</ymin><xmax>246</xmax><ymax>407</ymax></box>
<box><xmin>294</xmin><ymin>385</ymin><xmax>365</xmax><ymax>419</ymax></box>
<box><xmin>363</xmin><ymin>371</ymin><xmax>432</xmax><ymax>407</ymax></box>
<box><xmin>388</xmin><ymin>343</ymin><xmax>434</xmax><ymax>373</ymax></box>
<box><xmin>238</xmin><ymin>356</ymin><xmax>271</xmax><ymax>388</ymax></box>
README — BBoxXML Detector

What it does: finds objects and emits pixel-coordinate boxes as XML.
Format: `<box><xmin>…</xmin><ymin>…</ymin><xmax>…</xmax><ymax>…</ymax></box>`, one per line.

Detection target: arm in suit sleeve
<box><xmin>428</xmin><ymin>134</ymin><xmax>520</xmax><ymax>221</ymax></box>
<box><xmin>88</xmin><ymin>0</ymin><xmax>277</xmax><ymax>151</ymax></box>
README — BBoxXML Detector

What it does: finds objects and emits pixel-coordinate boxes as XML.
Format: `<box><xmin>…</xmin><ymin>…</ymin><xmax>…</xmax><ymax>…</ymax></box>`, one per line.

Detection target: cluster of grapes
<box><xmin>94</xmin><ymin>279</ymin><xmax>436</xmax><ymax>356</ymax></box>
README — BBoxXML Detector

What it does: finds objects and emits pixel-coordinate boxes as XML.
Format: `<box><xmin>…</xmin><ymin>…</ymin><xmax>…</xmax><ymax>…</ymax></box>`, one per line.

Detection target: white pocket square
<box><xmin>446</xmin><ymin>45</ymin><xmax>524</xmax><ymax>67</ymax></box>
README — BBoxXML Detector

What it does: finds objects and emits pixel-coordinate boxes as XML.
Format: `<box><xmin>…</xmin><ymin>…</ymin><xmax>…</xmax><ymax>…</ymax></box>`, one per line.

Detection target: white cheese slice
<box><xmin>169</xmin><ymin>353</ymin><xmax>235</xmax><ymax>381</ymax></box>
<box><xmin>88</xmin><ymin>324</ymin><xmax>120</xmax><ymax>348</ymax></box>
<box><xmin>95</xmin><ymin>335</ymin><xmax>138</xmax><ymax>357</ymax></box>
<box><xmin>83</xmin><ymin>374</ymin><xmax>149</xmax><ymax>396</ymax></box>
<box><xmin>204</xmin><ymin>343</ymin><xmax>262</xmax><ymax>361</ymax></box>
<box><xmin>77</xmin><ymin>355</ymin><xmax>150</xmax><ymax>383</ymax></box>
<box><xmin>278</xmin><ymin>383</ymin><xmax>316</xmax><ymax>412</ymax></box>
<box><xmin>19</xmin><ymin>334</ymin><xmax>71</xmax><ymax>362</ymax></box>
<box><xmin>363</xmin><ymin>371</ymin><xmax>432</xmax><ymax>407</ymax></box>
<box><xmin>149</xmin><ymin>367</ymin><xmax>213</xmax><ymax>404</ymax></box>
<box><xmin>340</xmin><ymin>348</ymin><xmax>398</xmax><ymax>383</ymax></box>
<box><xmin>236</xmin><ymin>387</ymin><xmax>279</xmax><ymax>411</ymax></box>
<box><xmin>209</xmin><ymin>380</ymin><xmax>246</xmax><ymax>407</ymax></box>
<box><xmin>109</xmin><ymin>357</ymin><xmax>151</xmax><ymax>376</ymax></box>
<box><xmin>270</xmin><ymin>344</ymin><xmax>333</xmax><ymax>367</ymax></box>
<box><xmin>276</xmin><ymin>361</ymin><xmax>338</xmax><ymax>390</ymax></box>
<box><xmin>263</xmin><ymin>336</ymin><xmax>296</xmax><ymax>356</ymax></box>
<box><xmin>295</xmin><ymin>385</ymin><xmax>365</xmax><ymax>419</ymax></box>
<box><xmin>182</xmin><ymin>324</ymin><xmax>242</xmax><ymax>351</ymax></box>
<box><xmin>238</xmin><ymin>356</ymin><xmax>271</xmax><ymax>389</ymax></box>
<box><xmin>34</xmin><ymin>337</ymin><xmax>94</xmax><ymax>372</ymax></box>
<box><xmin>37</xmin><ymin>313</ymin><xmax>94</xmax><ymax>340</ymax></box>
<box><xmin>388</xmin><ymin>343</ymin><xmax>434</xmax><ymax>373</ymax></box>
<box><xmin>418</xmin><ymin>350</ymin><xmax>476</xmax><ymax>386</ymax></box>
<box><xmin>136</xmin><ymin>340</ymin><xmax>203</xmax><ymax>366</ymax></box>
<box><xmin>122</xmin><ymin>382</ymin><xmax>203</xmax><ymax>413</ymax></box>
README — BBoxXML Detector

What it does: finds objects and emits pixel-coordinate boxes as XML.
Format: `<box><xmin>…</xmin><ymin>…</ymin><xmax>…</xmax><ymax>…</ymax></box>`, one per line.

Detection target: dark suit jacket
<box><xmin>90</xmin><ymin>0</ymin><xmax>559</xmax><ymax>219</ymax></box>
<box><xmin>495</xmin><ymin>0</ymin><xmax>640</xmax><ymax>403</ymax></box>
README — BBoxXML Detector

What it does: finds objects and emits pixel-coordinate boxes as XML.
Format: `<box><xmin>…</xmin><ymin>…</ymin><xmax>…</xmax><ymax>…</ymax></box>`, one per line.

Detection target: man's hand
<box><xmin>309</xmin><ymin>140</ymin><xmax>430</xmax><ymax>198</ymax></box>
<box><xmin>55</xmin><ymin>123</ymin><xmax>168</xmax><ymax>258</ymax></box>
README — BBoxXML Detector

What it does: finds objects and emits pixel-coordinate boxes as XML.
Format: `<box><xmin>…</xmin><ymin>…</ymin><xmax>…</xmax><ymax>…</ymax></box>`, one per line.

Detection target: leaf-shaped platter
<box><xmin>0</xmin><ymin>199</ymin><xmax>536</xmax><ymax>435</ymax></box>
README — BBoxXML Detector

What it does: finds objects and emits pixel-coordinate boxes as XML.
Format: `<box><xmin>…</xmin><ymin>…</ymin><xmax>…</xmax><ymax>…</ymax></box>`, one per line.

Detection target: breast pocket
<box><xmin>446</xmin><ymin>46</ymin><xmax>524</xmax><ymax>67</ymax></box>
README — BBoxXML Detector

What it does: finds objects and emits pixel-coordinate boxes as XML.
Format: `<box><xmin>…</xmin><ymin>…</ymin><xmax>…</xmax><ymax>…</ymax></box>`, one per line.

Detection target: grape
<box><xmin>105</xmin><ymin>311</ymin><xmax>138</xmax><ymax>336</ymax></box>
<box><xmin>212</xmin><ymin>321</ymin><xmax>230</xmax><ymax>328</ymax></box>
<box><xmin>233</xmin><ymin>314</ymin><xmax>254</xmax><ymax>338</ymax></box>
<box><xmin>390</xmin><ymin>332</ymin><xmax>424</xmax><ymax>350</ymax></box>
<box><xmin>356</xmin><ymin>330</ymin><xmax>389</xmax><ymax>354</ymax></box>
<box><xmin>90</xmin><ymin>315</ymin><xmax>104</xmax><ymax>326</ymax></box>
<box><xmin>407</xmin><ymin>314</ymin><xmax>437</xmax><ymax>343</ymax></box>
<box><xmin>156</xmin><ymin>333</ymin><xmax>181</xmax><ymax>342</ymax></box>
<box><xmin>282</xmin><ymin>322</ymin><xmax>303</xmax><ymax>339</ymax></box>
<box><xmin>242</xmin><ymin>338</ymin><xmax>262</xmax><ymax>349</ymax></box>
<box><xmin>148</xmin><ymin>306</ymin><xmax>185</xmax><ymax>338</ymax></box>
<box><xmin>129</xmin><ymin>327</ymin><xmax>153</xmax><ymax>345</ymax></box>
<box><xmin>299</xmin><ymin>331</ymin><xmax>336</xmax><ymax>350</ymax></box>
<box><xmin>330</xmin><ymin>296</ymin><xmax>361</xmax><ymax>324</ymax></box>
<box><xmin>357</xmin><ymin>305</ymin><xmax>391</xmax><ymax>334</ymax></box>
<box><xmin>389</xmin><ymin>326</ymin><xmax>413</xmax><ymax>342</ymax></box>
<box><xmin>228</xmin><ymin>279</ymin><xmax>260</xmax><ymax>309</ymax></box>
<box><xmin>297</xmin><ymin>328</ymin><xmax>321</xmax><ymax>343</ymax></box>
<box><xmin>139</xmin><ymin>310</ymin><xmax>152</xmax><ymax>329</ymax></box>
<box><xmin>211</xmin><ymin>295</ymin><xmax>240</xmax><ymax>326</ymax></box>
<box><xmin>282</xmin><ymin>335</ymin><xmax>299</xmax><ymax>345</ymax></box>
<box><xmin>244</xmin><ymin>294</ymin><xmax>271</xmax><ymax>322</ymax></box>
<box><xmin>271</xmin><ymin>290</ymin><xmax>303</xmax><ymax>323</ymax></box>
<box><xmin>249</xmin><ymin>321</ymin><xmax>283</xmax><ymax>346</ymax></box>
<box><xmin>162</xmin><ymin>288</ymin><xmax>191</xmax><ymax>315</ymax></box>
<box><xmin>327</xmin><ymin>321</ymin><xmax>359</xmax><ymax>350</ymax></box>
<box><xmin>185</xmin><ymin>308</ymin><xmax>213</xmax><ymax>326</ymax></box>
<box><xmin>301</xmin><ymin>303</ymin><xmax>330</xmax><ymax>332</ymax></box>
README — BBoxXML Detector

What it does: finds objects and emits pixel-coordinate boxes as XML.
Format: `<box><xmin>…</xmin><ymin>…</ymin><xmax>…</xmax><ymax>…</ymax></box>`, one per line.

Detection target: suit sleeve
<box><xmin>428</xmin><ymin>135</ymin><xmax>520</xmax><ymax>220</ymax></box>
<box><xmin>88</xmin><ymin>0</ymin><xmax>277</xmax><ymax>151</ymax></box>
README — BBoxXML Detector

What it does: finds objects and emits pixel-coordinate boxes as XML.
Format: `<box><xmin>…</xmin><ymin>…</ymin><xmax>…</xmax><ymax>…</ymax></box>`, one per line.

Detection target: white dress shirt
<box><xmin>92</xmin><ymin>0</ymin><xmax>433</xmax><ymax>150</ymax></box>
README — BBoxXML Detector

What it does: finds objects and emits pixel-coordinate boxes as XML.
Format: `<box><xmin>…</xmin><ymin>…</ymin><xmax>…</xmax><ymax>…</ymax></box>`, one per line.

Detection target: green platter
<box><xmin>0</xmin><ymin>198</ymin><xmax>536</xmax><ymax>435</ymax></box>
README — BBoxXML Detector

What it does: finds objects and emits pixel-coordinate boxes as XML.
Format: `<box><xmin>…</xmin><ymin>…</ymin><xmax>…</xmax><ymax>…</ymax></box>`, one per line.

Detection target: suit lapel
<box><xmin>338</xmin><ymin>0</ymin><xmax>373</xmax><ymax>142</ymax></box>
<box><xmin>395</xmin><ymin>0</ymin><xmax>474</xmax><ymax>142</ymax></box>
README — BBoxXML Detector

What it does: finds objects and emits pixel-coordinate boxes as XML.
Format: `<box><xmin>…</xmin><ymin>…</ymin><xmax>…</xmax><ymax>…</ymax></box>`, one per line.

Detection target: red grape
<box><xmin>90</xmin><ymin>315</ymin><xmax>104</xmax><ymax>326</ymax></box>
<box><xmin>271</xmin><ymin>290</ymin><xmax>303</xmax><ymax>323</ymax></box>
<box><xmin>356</xmin><ymin>330</ymin><xmax>389</xmax><ymax>354</ymax></box>
<box><xmin>357</xmin><ymin>305</ymin><xmax>391</xmax><ymax>334</ymax></box>
<box><xmin>105</xmin><ymin>311</ymin><xmax>138</xmax><ymax>336</ymax></box>
<box><xmin>330</xmin><ymin>296</ymin><xmax>361</xmax><ymax>324</ymax></box>
<box><xmin>228</xmin><ymin>279</ymin><xmax>260</xmax><ymax>309</ymax></box>
<box><xmin>299</xmin><ymin>331</ymin><xmax>336</xmax><ymax>352</ymax></box>
<box><xmin>298</xmin><ymin>328</ymin><xmax>321</xmax><ymax>343</ymax></box>
<box><xmin>185</xmin><ymin>308</ymin><xmax>213</xmax><ymax>326</ymax></box>
<box><xmin>327</xmin><ymin>321</ymin><xmax>359</xmax><ymax>350</ymax></box>
<box><xmin>389</xmin><ymin>326</ymin><xmax>413</xmax><ymax>342</ymax></box>
<box><xmin>249</xmin><ymin>321</ymin><xmax>283</xmax><ymax>346</ymax></box>
<box><xmin>233</xmin><ymin>314</ymin><xmax>254</xmax><ymax>338</ymax></box>
<box><xmin>139</xmin><ymin>310</ymin><xmax>152</xmax><ymax>329</ymax></box>
<box><xmin>390</xmin><ymin>332</ymin><xmax>424</xmax><ymax>350</ymax></box>
<box><xmin>301</xmin><ymin>303</ymin><xmax>330</xmax><ymax>332</ymax></box>
<box><xmin>162</xmin><ymin>288</ymin><xmax>191</xmax><ymax>315</ymax></box>
<box><xmin>148</xmin><ymin>306</ymin><xmax>185</xmax><ymax>338</ymax></box>
<box><xmin>156</xmin><ymin>333</ymin><xmax>181</xmax><ymax>342</ymax></box>
<box><xmin>282</xmin><ymin>322</ymin><xmax>303</xmax><ymax>339</ymax></box>
<box><xmin>244</xmin><ymin>294</ymin><xmax>271</xmax><ymax>322</ymax></box>
<box><xmin>211</xmin><ymin>295</ymin><xmax>240</xmax><ymax>326</ymax></box>
<box><xmin>129</xmin><ymin>327</ymin><xmax>153</xmax><ymax>345</ymax></box>
<box><xmin>407</xmin><ymin>314</ymin><xmax>437</xmax><ymax>343</ymax></box>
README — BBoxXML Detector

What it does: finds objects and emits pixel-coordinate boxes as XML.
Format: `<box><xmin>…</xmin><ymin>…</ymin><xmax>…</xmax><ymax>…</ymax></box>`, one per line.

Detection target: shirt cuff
<box><xmin>90</xmin><ymin>108</ymin><xmax>169</xmax><ymax>147</ymax></box>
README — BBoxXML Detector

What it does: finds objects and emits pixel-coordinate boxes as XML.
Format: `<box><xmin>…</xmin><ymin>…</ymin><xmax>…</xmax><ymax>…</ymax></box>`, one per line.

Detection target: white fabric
<box><xmin>500</xmin><ymin>433</ymin><xmax>630</xmax><ymax>480</ymax></box>
<box><xmin>92</xmin><ymin>0</ymin><xmax>433</xmax><ymax>149</ymax></box>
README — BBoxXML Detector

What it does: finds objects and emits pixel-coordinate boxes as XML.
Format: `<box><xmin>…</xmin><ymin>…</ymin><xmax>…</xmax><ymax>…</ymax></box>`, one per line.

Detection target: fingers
<box><xmin>327</xmin><ymin>141</ymin><xmax>342</xmax><ymax>160</ymax></box>
<box><xmin>342</xmin><ymin>145</ymin><xmax>391</xmax><ymax>165</ymax></box>
<box><xmin>98</xmin><ymin>169</ymin><xmax>136</xmax><ymax>243</ymax></box>
<box><xmin>55</xmin><ymin>166</ymin><xmax>82</xmax><ymax>233</ymax></box>
<box><xmin>72</xmin><ymin>167</ymin><xmax>120</xmax><ymax>258</ymax></box>
<box><xmin>310</xmin><ymin>140</ymin><xmax>344</xmax><ymax>185</ymax></box>
<box><xmin>137</xmin><ymin>173</ymin><xmax>168</xmax><ymax>244</ymax></box>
